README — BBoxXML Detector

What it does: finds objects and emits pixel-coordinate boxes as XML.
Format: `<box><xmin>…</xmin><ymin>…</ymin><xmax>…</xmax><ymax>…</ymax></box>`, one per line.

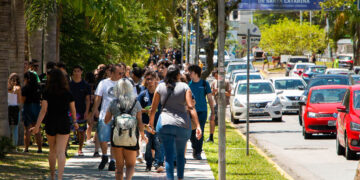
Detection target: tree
<box><xmin>259</xmin><ymin>18</ymin><xmax>326</xmax><ymax>56</ymax></box>
<box><xmin>0</xmin><ymin>0</ymin><xmax>11</xmax><ymax>137</ymax></box>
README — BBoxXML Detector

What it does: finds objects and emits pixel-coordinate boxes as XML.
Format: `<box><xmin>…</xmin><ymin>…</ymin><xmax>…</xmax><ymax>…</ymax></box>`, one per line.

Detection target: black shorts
<box><xmin>8</xmin><ymin>106</ymin><xmax>20</xmax><ymax>125</ymax></box>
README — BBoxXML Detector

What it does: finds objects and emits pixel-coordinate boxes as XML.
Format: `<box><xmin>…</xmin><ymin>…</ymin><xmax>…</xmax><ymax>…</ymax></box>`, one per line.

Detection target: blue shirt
<box><xmin>189</xmin><ymin>79</ymin><xmax>211</xmax><ymax>112</ymax></box>
<box><xmin>137</xmin><ymin>89</ymin><xmax>161</xmax><ymax>125</ymax></box>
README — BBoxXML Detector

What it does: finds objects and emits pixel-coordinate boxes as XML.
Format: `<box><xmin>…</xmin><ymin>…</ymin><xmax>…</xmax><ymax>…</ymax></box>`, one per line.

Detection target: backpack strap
<box><xmin>126</xmin><ymin>100</ymin><xmax>138</xmax><ymax>114</ymax></box>
<box><xmin>202</xmin><ymin>79</ymin><xmax>208</xmax><ymax>97</ymax></box>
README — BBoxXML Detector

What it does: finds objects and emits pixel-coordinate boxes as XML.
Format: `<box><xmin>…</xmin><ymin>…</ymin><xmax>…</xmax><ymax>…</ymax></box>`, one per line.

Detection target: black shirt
<box><xmin>69</xmin><ymin>80</ymin><xmax>91</xmax><ymax>116</ymax></box>
<box><xmin>21</xmin><ymin>85</ymin><xmax>41</xmax><ymax>104</ymax></box>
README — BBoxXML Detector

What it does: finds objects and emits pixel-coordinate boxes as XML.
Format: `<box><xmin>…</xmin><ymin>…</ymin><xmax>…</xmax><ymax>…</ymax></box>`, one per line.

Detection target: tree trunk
<box><xmin>354</xmin><ymin>25</ymin><xmax>360</xmax><ymax>66</ymax></box>
<box><xmin>29</xmin><ymin>29</ymin><xmax>43</xmax><ymax>73</ymax></box>
<box><xmin>0</xmin><ymin>0</ymin><xmax>11</xmax><ymax>137</ymax></box>
<box><xmin>44</xmin><ymin>10</ymin><xmax>58</xmax><ymax>63</ymax></box>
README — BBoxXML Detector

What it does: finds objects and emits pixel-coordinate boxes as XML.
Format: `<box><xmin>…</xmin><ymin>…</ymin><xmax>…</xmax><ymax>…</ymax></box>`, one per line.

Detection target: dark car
<box><xmin>301</xmin><ymin>65</ymin><xmax>327</xmax><ymax>83</ymax></box>
<box><xmin>298</xmin><ymin>74</ymin><xmax>354</xmax><ymax>125</ymax></box>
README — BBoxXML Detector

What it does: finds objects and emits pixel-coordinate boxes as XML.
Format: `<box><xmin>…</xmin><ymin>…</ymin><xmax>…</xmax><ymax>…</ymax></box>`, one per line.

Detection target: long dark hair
<box><xmin>24</xmin><ymin>71</ymin><xmax>39</xmax><ymax>89</ymax></box>
<box><xmin>164</xmin><ymin>65</ymin><xmax>180</xmax><ymax>90</ymax></box>
<box><xmin>46</xmin><ymin>69</ymin><xmax>69</xmax><ymax>95</ymax></box>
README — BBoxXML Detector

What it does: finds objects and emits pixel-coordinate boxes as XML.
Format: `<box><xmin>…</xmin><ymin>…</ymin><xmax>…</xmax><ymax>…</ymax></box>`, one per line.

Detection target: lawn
<box><xmin>203</xmin><ymin>122</ymin><xmax>289</xmax><ymax>180</ymax></box>
<box><xmin>0</xmin><ymin>143</ymin><xmax>77</xmax><ymax>179</ymax></box>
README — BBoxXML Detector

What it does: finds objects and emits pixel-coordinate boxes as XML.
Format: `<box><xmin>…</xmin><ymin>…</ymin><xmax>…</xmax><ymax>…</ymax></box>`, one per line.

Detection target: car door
<box><xmin>338</xmin><ymin>89</ymin><xmax>350</xmax><ymax>146</ymax></box>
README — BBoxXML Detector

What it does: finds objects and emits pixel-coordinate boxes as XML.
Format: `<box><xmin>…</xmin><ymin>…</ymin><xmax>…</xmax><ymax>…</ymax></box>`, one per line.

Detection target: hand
<box><xmin>141</xmin><ymin>135</ymin><xmax>148</xmax><ymax>144</ymax></box>
<box><xmin>93</xmin><ymin>109</ymin><xmax>99</xmax><ymax>118</ymax></box>
<box><xmin>74</xmin><ymin>123</ymin><xmax>79</xmax><ymax>130</ymax></box>
<box><xmin>196</xmin><ymin>127</ymin><xmax>202</xmax><ymax>140</ymax></box>
<box><xmin>84</xmin><ymin>112</ymin><xmax>89</xmax><ymax>120</ymax></box>
<box><xmin>30</xmin><ymin>126</ymin><xmax>40</xmax><ymax>135</ymax></box>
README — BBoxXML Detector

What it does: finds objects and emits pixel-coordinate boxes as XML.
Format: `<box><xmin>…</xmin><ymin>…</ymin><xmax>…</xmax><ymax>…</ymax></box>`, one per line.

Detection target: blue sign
<box><xmin>237</xmin><ymin>0</ymin><xmax>323</xmax><ymax>10</ymax></box>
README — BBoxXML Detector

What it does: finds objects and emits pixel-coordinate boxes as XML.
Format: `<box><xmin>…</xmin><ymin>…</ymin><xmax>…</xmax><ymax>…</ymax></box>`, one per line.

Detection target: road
<box><xmin>227</xmin><ymin>71</ymin><xmax>359</xmax><ymax>180</ymax></box>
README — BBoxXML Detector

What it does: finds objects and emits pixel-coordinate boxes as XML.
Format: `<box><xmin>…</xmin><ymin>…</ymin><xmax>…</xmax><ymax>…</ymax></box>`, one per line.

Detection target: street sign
<box><xmin>237</xmin><ymin>0</ymin><xmax>323</xmax><ymax>10</ymax></box>
<box><xmin>237</xmin><ymin>23</ymin><xmax>261</xmax><ymax>47</ymax></box>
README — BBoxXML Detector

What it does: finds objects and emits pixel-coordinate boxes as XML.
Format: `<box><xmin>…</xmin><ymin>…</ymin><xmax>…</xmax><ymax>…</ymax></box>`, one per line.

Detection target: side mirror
<box><xmin>337</xmin><ymin>106</ymin><xmax>348</xmax><ymax>113</ymax></box>
<box><xmin>298</xmin><ymin>86</ymin><xmax>305</xmax><ymax>90</ymax></box>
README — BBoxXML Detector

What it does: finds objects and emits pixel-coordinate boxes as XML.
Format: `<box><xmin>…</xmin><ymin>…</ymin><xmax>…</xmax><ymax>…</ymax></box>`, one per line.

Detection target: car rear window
<box><xmin>310</xmin><ymin>67</ymin><xmax>326</xmax><ymax>73</ymax></box>
<box><xmin>338</xmin><ymin>56</ymin><xmax>351</xmax><ymax>61</ymax></box>
<box><xmin>296</xmin><ymin>65</ymin><xmax>307</xmax><ymax>69</ymax></box>
<box><xmin>310</xmin><ymin>88</ymin><xmax>347</xmax><ymax>103</ymax></box>
<box><xmin>227</xmin><ymin>64</ymin><xmax>254</xmax><ymax>72</ymax></box>
<box><xmin>289</xmin><ymin>58</ymin><xmax>309</xmax><ymax>63</ymax></box>
<box><xmin>352</xmin><ymin>76</ymin><xmax>360</xmax><ymax>84</ymax></box>
<box><xmin>274</xmin><ymin>79</ymin><xmax>305</xmax><ymax>90</ymax></box>
<box><xmin>307</xmin><ymin>78</ymin><xmax>349</xmax><ymax>90</ymax></box>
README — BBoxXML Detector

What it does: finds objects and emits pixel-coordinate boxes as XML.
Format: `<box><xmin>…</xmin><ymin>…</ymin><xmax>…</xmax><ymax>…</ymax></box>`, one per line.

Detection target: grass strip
<box><xmin>203</xmin><ymin>122</ymin><xmax>288</xmax><ymax>180</ymax></box>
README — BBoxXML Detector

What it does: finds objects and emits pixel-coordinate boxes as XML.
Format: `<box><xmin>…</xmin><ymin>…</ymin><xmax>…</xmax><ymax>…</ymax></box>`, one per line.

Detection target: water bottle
<box><xmin>140</xmin><ymin>136</ymin><xmax>147</xmax><ymax>155</ymax></box>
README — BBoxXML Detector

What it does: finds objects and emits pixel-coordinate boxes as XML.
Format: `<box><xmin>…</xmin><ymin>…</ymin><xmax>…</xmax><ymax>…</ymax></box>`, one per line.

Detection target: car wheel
<box><xmin>345</xmin><ymin>134</ymin><xmax>357</xmax><ymax>160</ymax></box>
<box><xmin>336</xmin><ymin>133</ymin><xmax>345</xmax><ymax>156</ymax></box>
<box><xmin>272</xmin><ymin>117</ymin><xmax>282</xmax><ymax>122</ymax></box>
<box><xmin>303</xmin><ymin>125</ymin><xmax>312</xmax><ymax>139</ymax></box>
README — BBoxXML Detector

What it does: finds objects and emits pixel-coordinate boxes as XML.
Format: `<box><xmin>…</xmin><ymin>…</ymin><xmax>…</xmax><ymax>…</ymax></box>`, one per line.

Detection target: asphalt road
<box><xmin>226</xmin><ymin>71</ymin><xmax>359</xmax><ymax>180</ymax></box>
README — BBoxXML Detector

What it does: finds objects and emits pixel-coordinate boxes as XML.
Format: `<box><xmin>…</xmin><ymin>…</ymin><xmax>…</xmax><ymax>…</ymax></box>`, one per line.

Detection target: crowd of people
<box><xmin>7</xmin><ymin>47</ymin><xmax>223</xmax><ymax>180</ymax></box>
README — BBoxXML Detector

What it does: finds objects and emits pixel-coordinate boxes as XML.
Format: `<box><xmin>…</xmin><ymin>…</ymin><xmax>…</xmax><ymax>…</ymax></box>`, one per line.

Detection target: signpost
<box><xmin>237</xmin><ymin>0</ymin><xmax>324</xmax><ymax>10</ymax></box>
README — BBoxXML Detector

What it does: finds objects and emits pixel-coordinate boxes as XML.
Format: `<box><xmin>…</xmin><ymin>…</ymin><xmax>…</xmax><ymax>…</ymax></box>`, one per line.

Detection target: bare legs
<box><xmin>24</xmin><ymin>124</ymin><xmax>42</xmax><ymax>152</ymax></box>
<box><xmin>77</xmin><ymin>130</ymin><xmax>85</xmax><ymax>154</ymax></box>
<box><xmin>113</xmin><ymin>147</ymin><xmax>137</xmax><ymax>180</ymax></box>
<box><xmin>47</xmin><ymin>134</ymin><xmax>70</xmax><ymax>180</ymax></box>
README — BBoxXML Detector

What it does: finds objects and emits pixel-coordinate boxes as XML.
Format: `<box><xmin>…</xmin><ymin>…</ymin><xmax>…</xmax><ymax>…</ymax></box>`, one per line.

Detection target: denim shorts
<box><xmin>22</xmin><ymin>103</ymin><xmax>41</xmax><ymax>127</ymax></box>
<box><xmin>97</xmin><ymin>119</ymin><xmax>112</xmax><ymax>142</ymax></box>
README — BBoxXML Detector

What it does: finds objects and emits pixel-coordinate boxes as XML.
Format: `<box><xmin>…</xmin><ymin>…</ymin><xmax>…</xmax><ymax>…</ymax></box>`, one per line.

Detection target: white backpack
<box><xmin>111</xmin><ymin>101</ymin><xmax>138</xmax><ymax>147</ymax></box>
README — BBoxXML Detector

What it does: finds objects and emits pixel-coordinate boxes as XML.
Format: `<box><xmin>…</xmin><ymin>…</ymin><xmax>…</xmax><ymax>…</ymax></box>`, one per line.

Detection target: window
<box><xmin>237</xmin><ymin>83</ymin><xmax>274</xmax><ymax>95</ymax></box>
<box><xmin>310</xmin><ymin>88</ymin><xmax>347</xmax><ymax>104</ymax></box>
<box><xmin>232</xmin><ymin>10</ymin><xmax>238</xmax><ymax>20</ymax></box>
<box><xmin>274</xmin><ymin>79</ymin><xmax>305</xmax><ymax>90</ymax></box>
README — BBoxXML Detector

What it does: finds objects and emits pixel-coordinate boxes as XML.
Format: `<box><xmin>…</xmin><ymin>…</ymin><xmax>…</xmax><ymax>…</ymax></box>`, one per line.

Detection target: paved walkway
<box><xmin>59</xmin><ymin>142</ymin><xmax>215</xmax><ymax>180</ymax></box>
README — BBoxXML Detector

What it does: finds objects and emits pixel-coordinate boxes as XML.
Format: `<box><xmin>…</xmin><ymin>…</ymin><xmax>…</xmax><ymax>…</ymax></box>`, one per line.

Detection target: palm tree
<box><xmin>0</xmin><ymin>0</ymin><xmax>11</xmax><ymax>137</ymax></box>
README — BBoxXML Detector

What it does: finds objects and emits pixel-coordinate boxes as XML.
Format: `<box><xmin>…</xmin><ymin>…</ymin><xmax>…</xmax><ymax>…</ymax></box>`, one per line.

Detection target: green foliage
<box><xmin>25</xmin><ymin>0</ymin><xmax>55</xmax><ymax>32</ymax></box>
<box><xmin>259</xmin><ymin>18</ymin><xmax>326</xmax><ymax>56</ymax></box>
<box><xmin>0</xmin><ymin>136</ymin><xmax>15</xmax><ymax>158</ymax></box>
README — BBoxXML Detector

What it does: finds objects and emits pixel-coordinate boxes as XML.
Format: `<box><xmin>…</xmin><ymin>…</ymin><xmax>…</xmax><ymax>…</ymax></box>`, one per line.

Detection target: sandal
<box><xmin>78</xmin><ymin>151</ymin><xmax>84</xmax><ymax>156</ymax></box>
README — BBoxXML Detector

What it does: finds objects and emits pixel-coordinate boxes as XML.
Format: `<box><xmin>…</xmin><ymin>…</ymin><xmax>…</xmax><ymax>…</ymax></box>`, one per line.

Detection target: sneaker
<box><xmin>145</xmin><ymin>165</ymin><xmax>151</xmax><ymax>172</ymax></box>
<box><xmin>155</xmin><ymin>165</ymin><xmax>164</xmax><ymax>173</ymax></box>
<box><xmin>194</xmin><ymin>153</ymin><xmax>202</xmax><ymax>160</ymax></box>
<box><xmin>98</xmin><ymin>155</ymin><xmax>109</xmax><ymax>170</ymax></box>
<box><xmin>108</xmin><ymin>160</ymin><xmax>115</xmax><ymax>171</ymax></box>
<box><xmin>78</xmin><ymin>151</ymin><xmax>84</xmax><ymax>156</ymax></box>
<box><xmin>93</xmin><ymin>152</ymin><xmax>100</xmax><ymax>157</ymax></box>
<box><xmin>206</xmin><ymin>138</ymin><xmax>214</xmax><ymax>143</ymax></box>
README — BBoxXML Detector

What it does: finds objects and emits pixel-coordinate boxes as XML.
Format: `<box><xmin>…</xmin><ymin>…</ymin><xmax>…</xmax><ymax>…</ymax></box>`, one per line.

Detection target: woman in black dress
<box><xmin>31</xmin><ymin>69</ymin><xmax>79</xmax><ymax>180</ymax></box>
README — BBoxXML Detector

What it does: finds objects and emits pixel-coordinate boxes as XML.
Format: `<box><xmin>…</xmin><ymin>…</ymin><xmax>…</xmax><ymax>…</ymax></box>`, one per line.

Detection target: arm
<box><xmin>92</xmin><ymin>95</ymin><xmax>102</xmax><ymax>118</ymax></box>
<box><xmin>137</xmin><ymin>111</ymin><xmax>145</xmax><ymax>138</ymax></box>
<box><xmin>16</xmin><ymin>86</ymin><xmax>22</xmax><ymax>104</ymax></box>
<box><xmin>149</xmin><ymin>92</ymin><xmax>160</xmax><ymax>129</ymax></box>
<box><xmin>186</xmin><ymin>90</ymin><xmax>202</xmax><ymax>140</ymax></box>
<box><xmin>104</xmin><ymin>111</ymin><xmax>112</xmax><ymax>124</ymax></box>
<box><xmin>70</xmin><ymin>101</ymin><xmax>79</xmax><ymax>130</ymax></box>
<box><xmin>30</xmin><ymin>100</ymin><xmax>48</xmax><ymax>134</ymax></box>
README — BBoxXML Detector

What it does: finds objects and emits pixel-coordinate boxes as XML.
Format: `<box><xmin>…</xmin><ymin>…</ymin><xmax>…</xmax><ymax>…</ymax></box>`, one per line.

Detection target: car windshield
<box><xmin>234</xmin><ymin>74</ymin><xmax>262</xmax><ymax>83</ymax></box>
<box><xmin>309</xmin><ymin>67</ymin><xmax>326</xmax><ymax>73</ymax></box>
<box><xmin>274</xmin><ymin>79</ymin><xmax>305</xmax><ymax>90</ymax></box>
<box><xmin>327</xmin><ymin>70</ymin><xmax>349</xmax><ymax>74</ymax></box>
<box><xmin>289</xmin><ymin>58</ymin><xmax>309</xmax><ymax>63</ymax></box>
<box><xmin>296</xmin><ymin>65</ymin><xmax>307</xmax><ymax>69</ymax></box>
<box><xmin>237</xmin><ymin>82</ymin><xmax>274</xmax><ymax>95</ymax></box>
<box><xmin>339</xmin><ymin>56</ymin><xmax>351</xmax><ymax>60</ymax></box>
<box><xmin>307</xmin><ymin>78</ymin><xmax>349</xmax><ymax>90</ymax></box>
<box><xmin>353</xmin><ymin>91</ymin><xmax>360</xmax><ymax>109</ymax></box>
<box><xmin>227</xmin><ymin>64</ymin><xmax>254</xmax><ymax>72</ymax></box>
<box><xmin>310</xmin><ymin>88</ymin><xmax>347</xmax><ymax>104</ymax></box>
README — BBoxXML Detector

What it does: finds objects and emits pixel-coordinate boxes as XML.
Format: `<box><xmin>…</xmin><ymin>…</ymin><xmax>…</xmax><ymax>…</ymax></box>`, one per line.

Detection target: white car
<box><xmin>325</xmin><ymin>68</ymin><xmax>353</xmax><ymax>75</ymax></box>
<box><xmin>270</xmin><ymin>77</ymin><xmax>306</xmax><ymax>113</ymax></box>
<box><xmin>226</xmin><ymin>62</ymin><xmax>255</xmax><ymax>80</ymax></box>
<box><xmin>230</xmin><ymin>80</ymin><xmax>283</xmax><ymax>123</ymax></box>
<box><xmin>229</xmin><ymin>69</ymin><xmax>258</xmax><ymax>84</ymax></box>
<box><xmin>289</xmin><ymin>63</ymin><xmax>315</xmax><ymax>77</ymax></box>
<box><xmin>232</xmin><ymin>72</ymin><xmax>264</xmax><ymax>90</ymax></box>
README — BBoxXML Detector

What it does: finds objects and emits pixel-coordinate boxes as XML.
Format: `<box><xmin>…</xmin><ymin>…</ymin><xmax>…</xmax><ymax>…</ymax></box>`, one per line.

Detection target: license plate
<box><xmin>328</xmin><ymin>120</ymin><xmax>336</xmax><ymax>126</ymax></box>
<box><xmin>292</xmin><ymin>102</ymin><xmax>299</xmax><ymax>106</ymax></box>
<box><xmin>250</xmin><ymin>109</ymin><xmax>264</xmax><ymax>113</ymax></box>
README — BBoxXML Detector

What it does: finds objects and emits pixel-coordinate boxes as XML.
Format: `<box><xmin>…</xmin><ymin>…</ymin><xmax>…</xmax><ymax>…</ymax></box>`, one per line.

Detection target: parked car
<box><xmin>338</xmin><ymin>54</ymin><xmax>354</xmax><ymax>70</ymax></box>
<box><xmin>199</xmin><ymin>49</ymin><xmax>231</xmax><ymax>67</ymax></box>
<box><xmin>230</xmin><ymin>80</ymin><xmax>282</xmax><ymax>123</ymax></box>
<box><xmin>232</xmin><ymin>72</ymin><xmax>264</xmax><ymax>90</ymax></box>
<box><xmin>302</xmin><ymin>85</ymin><xmax>348</xmax><ymax>139</ymax></box>
<box><xmin>298</xmin><ymin>74</ymin><xmax>354</xmax><ymax>126</ymax></box>
<box><xmin>226</xmin><ymin>62</ymin><xmax>255</xmax><ymax>80</ymax></box>
<box><xmin>351</xmin><ymin>75</ymin><xmax>360</xmax><ymax>84</ymax></box>
<box><xmin>289</xmin><ymin>63</ymin><xmax>315</xmax><ymax>77</ymax></box>
<box><xmin>336</xmin><ymin>85</ymin><xmax>360</xmax><ymax>159</ymax></box>
<box><xmin>353</xmin><ymin>66</ymin><xmax>360</xmax><ymax>74</ymax></box>
<box><xmin>301</xmin><ymin>65</ymin><xmax>327</xmax><ymax>83</ymax></box>
<box><xmin>284</xmin><ymin>56</ymin><xmax>309</xmax><ymax>76</ymax></box>
<box><xmin>325</xmin><ymin>68</ymin><xmax>353</xmax><ymax>75</ymax></box>
<box><xmin>229</xmin><ymin>69</ymin><xmax>258</xmax><ymax>84</ymax></box>
<box><xmin>270</xmin><ymin>77</ymin><xmax>306</xmax><ymax>113</ymax></box>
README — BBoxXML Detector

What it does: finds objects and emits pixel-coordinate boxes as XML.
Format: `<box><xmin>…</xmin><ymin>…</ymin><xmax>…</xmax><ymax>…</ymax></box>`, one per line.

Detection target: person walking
<box><xmin>92</xmin><ymin>64</ymin><xmax>125</xmax><ymax>171</ymax></box>
<box><xmin>31</xmin><ymin>69</ymin><xmax>79</xmax><ymax>180</ymax></box>
<box><xmin>262</xmin><ymin>52</ymin><xmax>269</xmax><ymax>70</ymax></box>
<box><xmin>188</xmin><ymin>65</ymin><xmax>215</xmax><ymax>160</ymax></box>
<box><xmin>70</xmin><ymin>65</ymin><xmax>91</xmax><ymax>156</ymax></box>
<box><xmin>8</xmin><ymin>73</ymin><xmax>21</xmax><ymax>146</ymax></box>
<box><xmin>137</xmin><ymin>70</ymin><xmax>164</xmax><ymax>172</ymax></box>
<box><xmin>22</xmin><ymin>72</ymin><xmax>42</xmax><ymax>153</ymax></box>
<box><xmin>104</xmin><ymin>78</ymin><xmax>147</xmax><ymax>180</ymax></box>
<box><xmin>149</xmin><ymin>65</ymin><xmax>202</xmax><ymax>180</ymax></box>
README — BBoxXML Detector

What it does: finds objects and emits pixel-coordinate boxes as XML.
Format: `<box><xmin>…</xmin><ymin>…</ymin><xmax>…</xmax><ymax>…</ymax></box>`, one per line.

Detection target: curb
<box><xmin>227</xmin><ymin>121</ymin><xmax>294</xmax><ymax>180</ymax></box>
<box><xmin>259</xmin><ymin>69</ymin><xmax>268</xmax><ymax>78</ymax></box>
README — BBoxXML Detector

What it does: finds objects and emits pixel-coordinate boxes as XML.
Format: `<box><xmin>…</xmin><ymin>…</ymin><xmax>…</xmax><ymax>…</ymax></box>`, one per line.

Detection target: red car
<box><xmin>302</xmin><ymin>85</ymin><xmax>348</xmax><ymax>139</ymax></box>
<box><xmin>336</xmin><ymin>85</ymin><xmax>360</xmax><ymax>160</ymax></box>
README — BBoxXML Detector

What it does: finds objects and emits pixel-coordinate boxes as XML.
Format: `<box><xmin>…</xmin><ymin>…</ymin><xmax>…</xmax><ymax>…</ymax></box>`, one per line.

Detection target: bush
<box><xmin>0</xmin><ymin>136</ymin><xmax>15</xmax><ymax>158</ymax></box>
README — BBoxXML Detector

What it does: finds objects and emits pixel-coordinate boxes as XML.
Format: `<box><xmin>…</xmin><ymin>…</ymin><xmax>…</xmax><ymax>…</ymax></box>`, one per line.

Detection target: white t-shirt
<box><xmin>95</xmin><ymin>78</ymin><xmax>118</xmax><ymax>120</ymax></box>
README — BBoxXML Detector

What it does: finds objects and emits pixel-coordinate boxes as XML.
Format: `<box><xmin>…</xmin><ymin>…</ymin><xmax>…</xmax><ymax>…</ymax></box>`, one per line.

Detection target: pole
<box><xmin>181</xmin><ymin>10</ymin><xmax>184</xmax><ymax>68</ymax></box>
<box><xmin>185</xmin><ymin>0</ymin><xmax>189</xmax><ymax>64</ymax></box>
<box><xmin>246</xmin><ymin>28</ymin><xmax>250</xmax><ymax>156</ymax></box>
<box><xmin>300</xmin><ymin>11</ymin><xmax>303</xmax><ymax>25</ymax></box>
<box><xmin>218</xmin><ymin>0</ymin><xmax>226</xmax><ymax>179</ymax></box>
<box><xmin>310</xmin><ymin>11</ymin><xmax>312</xmax><ymax>26</ymax></box>
<box><xmin>195</xmin><ymin>4</ymin><xmax>200</xmax><ymax>65</ymax></box>
<box><xmin>250</xmin><ymin>11</ymin><xmax>253</xmax><ymax>24</ymax></box>
<box><xmin>326</xmin><ymin>17</ymin><xmax>332</xmax><ymax>60</ymax></box>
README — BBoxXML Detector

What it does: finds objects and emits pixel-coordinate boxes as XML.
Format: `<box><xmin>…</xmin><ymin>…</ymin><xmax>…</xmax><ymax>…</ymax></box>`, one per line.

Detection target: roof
<box><xmin>308</xmin><ymin>65</ymin><xmax>327</xmax><ymax>68</ymax></box>
<box><xmin>350</xmin><ymin>85</ymin><xmax>360</xmax><ymax>91</ymax></box>
<box><xmin>294</xmin><ymin>62</ymin><xmax>315</xmax><ymax>66</ymax></box>
<box><xmin>227</xmin><ymin>62</ymin><xmax>248</xmax><ymax>65</ymax></box>
<box><xmin>234</xmin><ymin>72</ymin><xmax>261</xmax><ymax>76</ymax></box>
<box><xmin>310</xmin><ymin>85</ymin><xmax>349</xmax><ymax>91</ymax></box>
<box><xmin>237</xmin><ymin>79</ymin><xmax>271</xmax><ymax>84</ymax></box>
<box><xmin>312</xmin><ymin>74</ymin><xmax>350</xmax><ymax>78</ymax></box>
<box><xmin>271</xmin><ymin>77</ymin><xmax>303</xmax><ymax>80</ymax></box>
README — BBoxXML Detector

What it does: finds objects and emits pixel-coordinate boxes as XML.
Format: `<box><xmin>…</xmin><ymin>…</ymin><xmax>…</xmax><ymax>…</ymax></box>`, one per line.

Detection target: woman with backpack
<box><xmin>31</xmin><ymin>69</ymin><xmax>79</xmax><ymax>180</ymax></box>
<box><xmin>104</xmin><ymin>78</ymin><xmax>147</xmax><ymax>180</ymax></box>
<box><xmin>148</xmin><ymin>65</ymin><xmax>202</xmax><ymax>180</ymax></box>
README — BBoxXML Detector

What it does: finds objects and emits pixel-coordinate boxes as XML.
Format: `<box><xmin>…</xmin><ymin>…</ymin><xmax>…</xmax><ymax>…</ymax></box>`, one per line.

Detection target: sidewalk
<box><xmin>59</xmin><ymin>142</ymin><xmax>215</xmax><ymax>180</ymax></box>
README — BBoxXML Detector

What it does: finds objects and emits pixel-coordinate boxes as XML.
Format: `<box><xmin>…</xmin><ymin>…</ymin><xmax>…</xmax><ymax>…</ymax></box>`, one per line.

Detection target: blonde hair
<box><xmin>114</xmin><ymin>78</ymin><xmax>136</xmax><ymax>110</ymax></box>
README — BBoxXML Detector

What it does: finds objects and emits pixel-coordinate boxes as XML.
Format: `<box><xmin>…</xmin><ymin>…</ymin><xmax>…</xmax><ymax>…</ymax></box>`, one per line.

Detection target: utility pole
<box><xmin>218</xmin><ymin>0</ymin><xmax>226</xmax><ymax>179</ymax></box>
<box><xmin>310</xmin><ymin>11</ymin><xmax>312</xmax><ymax>26</ymax></box>
<box><xmin>185</xmin><ymin>0</ymin><xmax>189</xmax><ymax>64</ymax></box>
<box><xmin>300</xmin><ymin>10</ymin><xmax>303</xmax><ymax>25</ymax></box>
<box><xmin>246</xmin><ymin>29</ymin><xmax>250</xmax><ymax>156</ymax></box>
<box><xmin>181</xmin><ymin>9</ymin><xmax>184</xmax><ymax>68</ymax></box>
<box><xmin>195</xmin><ymin>2</ymin><xmax>200</xmax><ymax>65</ymax></box>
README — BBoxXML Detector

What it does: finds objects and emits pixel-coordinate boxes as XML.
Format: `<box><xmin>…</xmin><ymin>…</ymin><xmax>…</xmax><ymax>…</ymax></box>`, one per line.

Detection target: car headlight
<box><xmin>234</xmin><ymin>98</ymin><xmax>244</xmax><ymax>107</ymax></box>
<box><xmin>272</xmin><ymin>97</ymin><xmax>281</xmax><ymax>106</ymax></box>
<box><xmin>350</xmin><ymin>122</ymin><xmax>360</xmax><ymax>131</ymax></box>
<box><xmin>308</xmin><ymin>112</ymin><xmax>317</xmax><ymax>118</ymax></box>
